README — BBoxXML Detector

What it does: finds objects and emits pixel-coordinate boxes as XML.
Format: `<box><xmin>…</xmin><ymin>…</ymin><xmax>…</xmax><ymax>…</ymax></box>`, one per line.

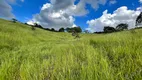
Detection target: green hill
<box><xmin>0</xmin><ymin>19</ymin><xmax>142</xmax><ymax>80</ymax></box>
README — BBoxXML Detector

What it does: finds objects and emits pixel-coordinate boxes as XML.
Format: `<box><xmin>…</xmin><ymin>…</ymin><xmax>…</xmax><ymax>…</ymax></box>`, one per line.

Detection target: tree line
<box><xmin>24</xmin><ymin>23</ymin><xmax>82</xmax><ymax>33</ymax></box>
<box><xmin>11</xmin><ymin>12</ymin><xmax>142</xmax><ymax>34</ymax></box>
<box><xmin>95</xmin><ymin>23</ymin><xmax>129</xmax><ymax>34</ymax></box>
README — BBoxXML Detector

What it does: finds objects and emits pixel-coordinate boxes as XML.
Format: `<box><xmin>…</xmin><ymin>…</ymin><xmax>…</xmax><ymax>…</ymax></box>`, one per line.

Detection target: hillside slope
<box><xmin>0</xmin><ymin>19</ymin><xmax>142</xmax><ymax>80</ymax></box>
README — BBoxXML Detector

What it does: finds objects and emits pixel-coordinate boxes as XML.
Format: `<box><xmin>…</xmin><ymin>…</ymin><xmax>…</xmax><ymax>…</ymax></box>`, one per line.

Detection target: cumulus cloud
<box><xmin>66</xmin><ymin>0</ymin><xmax>88</xmax><ymax>16</ymax></box>
<box><xmin>28</xmin><ymin>2</ymin><xmax>75</xmax><ymax>30</ymax></box>
<box><xmin>27</xmin><ymin>20</ymin><xmax>35</xmax><ymax>25</ymax></box>
<box><xmin>51</xmin><ymin>0</ymin><xmax>74</xmax><ymax>11</ymax></box>
<box><xmin>72</xmin><ymin>24</ymin><xmax>77</xmax><ymax>27</ymax></box>
<box><xmin>66</xmin><ymin>0</ymin><xmax>107</xmax><ymax>16</ymax></box>
<box><xmin>137</xmin><ymin>7</ymin><xmax>142</xmax><ymax>11</ymax></box>
<box><xmin>28</xmin><ymin>0</ymin><xmax>108</xmax><ymax>29</ymax></box>
<box><xmin>27</xmin><ymin>0</ymin><xmax>76</xmax><ymax>29</ymax></box>
<box><xmin>87</xmin><ymin>6</ymin><xmax>140</xmax><ymax>32</ymax></box>
<box><xmin>0</xmin><ymin>0</ymin><xmax>24</xmax><ymax>19</ymax></box>
<box><xmin>88</xmin><ymin>0</ymin><xmax>107</xmax><ymax>9</ymax></box>
<box><xmin>0</xmin><ymin>0</ymin><xmax>14</xmax><ymax>18</ymax></box>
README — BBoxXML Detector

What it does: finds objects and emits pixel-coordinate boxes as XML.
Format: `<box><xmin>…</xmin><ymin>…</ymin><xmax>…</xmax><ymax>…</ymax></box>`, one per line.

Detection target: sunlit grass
<box><xmin>0</xmin><ymin>19</ymin><xmax>142</xmax><ymax>80</ymax></box>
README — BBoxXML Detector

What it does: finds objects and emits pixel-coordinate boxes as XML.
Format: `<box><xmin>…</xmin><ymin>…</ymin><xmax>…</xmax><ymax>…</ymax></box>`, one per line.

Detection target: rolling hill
<box><xmin>0</xmin><ymin>19</ymin><xmax>142</xmax><ymax>80</ymax></box>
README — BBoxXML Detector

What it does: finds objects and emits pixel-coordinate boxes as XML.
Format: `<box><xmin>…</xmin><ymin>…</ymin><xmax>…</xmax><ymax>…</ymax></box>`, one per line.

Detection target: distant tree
<box><xmin>116</xmin><ymin>23</ymin><xmax>128</xmax><ymax>31</ymax></box>
<box><xmin>74</xmin><ymin>27</ymin><xmax>82</xmax><ymax>33</ymax></box>
<box><xmin>72</xmin><ymin>30</ymin><xmax>80</xmax><ymax>39</ymax></box>
<box><xmin>34</xmin><ymin>23</ymin><xmax>43</xmax><ymax>29</ymax></box>
<box><xmin>12</xmin><ymin>18</ymin><xmax>17</xmax><ymax>23</ymax></box>
<box><xmin>31</xmin><ymin>23</ymin><xmax>40</xmax><ymax>30</ymax></box>
<box><xmin>51</xmin><ymin>28</ymin><xmax>56</xmax><ymax>32</ymax></box>
<box><xmin>66</xmin><ymin>28</ymin><xmax>72</xmax><ymax>32</ymax></box>
<box><xmin>44</xmin><ymin>28</ymin><xmax>51</xmax><ymax>31</ymax></box>
<box><xmin>136</xmin><ymin>12</ymin><xmax>142</xmax><ymax>26</ymax></box>
<box><xmin>134</xmin><ymin>27</ymin><xmax>142</xmax><ymax>29</ymax></box>
<box><xmin>43</xmin><ymin>28</ymin><xmax>58</xmax><ymax>32</ymax></box>
<box><xmin>24</xmin><ymin>23</ymin><xmax>28</xmax><ymax>25</ymax></box>
<box><xmin>59</xmin><ymin>28</ymin><xmax>65</xmax><ymax>32</ymax></box>
<box><xmin>66</xmin><ymin>27</ymin><xmax>82</xmax><ymax>33</ymax></box>
<box><xmin>94</xmin><ymin>32</ymin><xmax>104</xmax><ymax>34</ymax></box>
<box><xmin>104</xmin><ymin>26</ymin><xmax>116</xmax><ymax>33</ymax></box>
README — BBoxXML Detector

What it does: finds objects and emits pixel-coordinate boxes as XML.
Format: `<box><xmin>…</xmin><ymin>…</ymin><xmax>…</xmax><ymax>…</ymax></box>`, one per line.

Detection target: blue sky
<box><xmin>0</xmin><ymin>0</ymin><xmax>142</xmax><ymax>32</ymax></box>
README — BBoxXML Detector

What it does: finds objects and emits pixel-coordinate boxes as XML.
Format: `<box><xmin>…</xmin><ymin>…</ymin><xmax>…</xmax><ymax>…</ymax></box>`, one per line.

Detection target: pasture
<box><xmin>0</xmin><ymin>19</ymin><xmax>142</xmax><ymax>80</ymax></box>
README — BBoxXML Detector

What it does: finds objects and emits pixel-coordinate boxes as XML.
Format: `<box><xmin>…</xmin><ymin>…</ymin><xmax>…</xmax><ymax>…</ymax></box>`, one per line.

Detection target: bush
<box><xmin>104</xmin><ymin>26</ymin><xmax>116</xmax><ymax>33</ymax></box>
<box><xmin>66</xmin><ymin>27</ymin><xmax>82</xmax><ymax>33</ymax></box>
<box><xmin>59</xmin><ymin>28</ymin><xmax>65</xmax><ymax>32</ymax></box>
<box><xmin>12</xmin><ymin>18</ymin><xmax>17</xmax><ymax>23</ymax></box>
<box><xmin>116</xmin><ymin>23</ymin><xmax>128</xmax><ymax>31</ymax></box>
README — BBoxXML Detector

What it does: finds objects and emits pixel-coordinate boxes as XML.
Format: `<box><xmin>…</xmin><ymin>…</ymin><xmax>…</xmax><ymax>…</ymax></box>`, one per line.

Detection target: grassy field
<box><xmin>0</xmin><ymin>19</ymin><xmax>142</xmax><ymax>80</ymax></box>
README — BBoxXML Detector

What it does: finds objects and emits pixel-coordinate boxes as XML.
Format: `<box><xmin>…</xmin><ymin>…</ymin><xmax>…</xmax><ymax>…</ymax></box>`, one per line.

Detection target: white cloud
<box><xmin>27</xmin><ymin>2</ymin><xmax>75</xmax><ymax>30</ymax></box>
<box><xmin>137</xmin><ymin>7</ymin><xmax>142</xmax><ymax>11</ymax></box>
<box><xmin>28</xmin><ymin>0</ymin><xmax>108</xmax><ymax>30</ymax></box>
<box><xmin>87</xmin><ymin>6</ymin><xmax>140</xmax><ymax>32</ymax></box>
<box><xmin>66</xmin><ymin>1</ymin><xmax>88</xmax><ymax>16</ymax></box>
<box><xmin>139</xmin><ymin>0</ymin><xmax>142</xmax><ymax>3</ymax></box>
<box><xmin>51</xmin><ymin>0</ymin><xmax>74</xmax><ymax>11</ymax></box>
<box><xmin>27</xmin><ymin>20</ymin><xmax>34</xmax><ymax>25</ymax></box>
<box><xmin>72</xmin><ymin>24</ymin><xmax>77</xmax><ymax>27</ymax></box>
<box><xmin>41</xmin><ymin>3</ymin><xmax>51</xmax><ymax>10</ymax></box>
<box><xmin>88</xmin><ymin>0</ymin><xmax>107</xmax><ymax>9</ymax></box>
<box><xmin>0</xmin><ymin>0</ymin><xmax>14</xmax><ymax>18</ymax></box>
<box><xmin>67</xmin><ymin>0</ymin><xmax>107</xmax><ymax>16</ymax></box>
<box><xmin>27</xmin><ymin>0</ymin><xmax>76</xmax><ymax>30</ymax></box>
<box><xmin>0</xmin><ymin>0</ymin><xmax>24</xmax><ymax>19</ymax></box>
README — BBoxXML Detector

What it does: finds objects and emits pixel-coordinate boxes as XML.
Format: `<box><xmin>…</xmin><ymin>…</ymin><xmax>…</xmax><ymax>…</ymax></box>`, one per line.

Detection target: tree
<box><xmin>34</xmin><ymin>23</ymin><xmax>43</xmax><ymax>29</ymax></box>
<box><xmin>59</xmin><ymin>28</ymin><xmax>65</xmax><ymax>32</ymax></box>
<box><xmin>44</xmin><ymin>28</ymin><xmax>51</xmax><ymax>31</ymax></box>
<box><xmin>116</xmin><ymin>23</ymin><xmax>128</xmax><ymax>31</ymax></box>
<box><xmin>12</xmin><ymin>18</ymin><xmax>17</xmax><ymax>23</ymax></box>
<box><xmin>24</xmin><ymin>23</ymin><xmax>28</xmax><ymax>25</ymax></box>
<box><xmin>66</xmin><ymin>27</ymin><xmax>82</xmax><ymax>33</ymax></box>
<box><xmin>66</xmin><ymin>28</ymin><xmax>73</xmax><ymax>32</ymax></box>
<box><xmin>104</xmin><ymin>26</ymin><xmax>116</xmax><ymax>33</ymax></box>
<box><xmin>74</xmin><ymin>27</ymin><xmax>82</xmax><ymax>33</ymax></box>
<box><xmin>136</xmin><ymin>12</ymin><xmax>142</xmax><ymax>26</ymax></box>
<box><xmin>50</xmin><ymin>28</ymin><xmax>56</xmax><ymax>32</ymax></box>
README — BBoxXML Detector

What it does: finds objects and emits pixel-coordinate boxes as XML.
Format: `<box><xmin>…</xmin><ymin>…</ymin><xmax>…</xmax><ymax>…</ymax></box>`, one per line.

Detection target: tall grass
<box><xmin>0</xmin><ymin>19</ymin><xmax>142</xmax><ymax>80</ymax></box>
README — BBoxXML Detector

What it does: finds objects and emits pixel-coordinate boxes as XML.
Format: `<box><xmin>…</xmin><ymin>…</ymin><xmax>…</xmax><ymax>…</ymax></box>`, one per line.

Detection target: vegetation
<box><xmin>104</xmin><ymin>26</ymin><xmax>116</xmax><ymax>33</ymax></box>
<box><xmin>12</xmin><ymin>18</ymin><xmax>18</xmax><ymax>23</ymax></box>
<box><xmin>96</xmin><ymin>23</ymin><xmax>128</xmax><ymax>34</ymax></box>
<box><xmin>136</xmin><ymin>12</ymin><xmax>142</xmax><ymax>26</ymax></box>
<box><xmin>71</xmin><ymin>31</ymin><xmax>80</xmax><ymax>39</ymax></box>
<box><xmin>25</xmin><ymin>23</ymin><xmax>82</xmax><ymax>33</ymax></box>
<box><xmin>116</xmin><ymin>23</ymin><xmax>128</xmax><ymax>31</ymax></box>
<box><xmin>59</xmin><ymin>28</ymin><xmax>65</xmax><ymax>32</ymax></box>
<box><xmin>66</xmin><ymin>27</ymin><xmax>82</xmax><ymax>33</ymax></box>
<box><xmin>0</xmin><ymin>18</ymin><xmax>142</xmax><ymax>80</ymax></box>
<box><xmin>34</xmin><ymin>23</ymin><xmax>43</xmax><ymax>29</ymax></box>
